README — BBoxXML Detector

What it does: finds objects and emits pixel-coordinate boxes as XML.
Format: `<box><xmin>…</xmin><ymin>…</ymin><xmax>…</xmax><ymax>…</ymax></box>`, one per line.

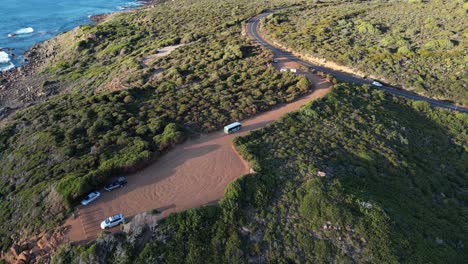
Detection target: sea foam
<box><xmin>0</xmin><ymin>51</ymin><xmax>15</xmax><ymax>71</ymax></box>
<box><xmin>0</xmin><ymin>51</ymin><xmax>10</xmax><ymax>63</ymax></box>
<box><xmin>8</xmin><ymin>27</ymin><xmax>34</xmax><ymax>37</ymax></box>
<box><xmin>16</xmin><ymin>27</ymin><xmax>34</xmax><ymax>34</ymax></box>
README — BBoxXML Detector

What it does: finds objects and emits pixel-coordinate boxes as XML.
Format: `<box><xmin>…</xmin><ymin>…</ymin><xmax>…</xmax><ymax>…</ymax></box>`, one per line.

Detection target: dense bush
<box><xmin>51</xmin><ymin>83</ymin><xmax>468</xmax><ymax>262</ymax></box>
<box><xmin>0</xmin><ymin>90</ymin><xmax>184</xmax><ymax>246</ymax></box>
<box><xmin>0</xmin><ymin>0</ymin><xmax>309</xmax><ymax>252</ymax></box>
<box><xmin>37</xmin><ymin>0</ymin><xmax>302</xmax><ymax>95</ymax></box>
<box><xmin>230</xmin><ymin>83</ymin><xmax>468</xmax><ymax>262</ymax></box>
<box><xmin>263</xmin><ymin>0</ymin><xmax>468</xmax><ymax>106</ymax></box>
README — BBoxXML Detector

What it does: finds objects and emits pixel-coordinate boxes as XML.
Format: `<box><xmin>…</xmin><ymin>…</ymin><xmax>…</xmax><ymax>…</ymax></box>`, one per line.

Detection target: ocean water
<box><xmin>0</xmin><ymin>0</ymin><xmax>142</xmax><ymax>71</ymax></box>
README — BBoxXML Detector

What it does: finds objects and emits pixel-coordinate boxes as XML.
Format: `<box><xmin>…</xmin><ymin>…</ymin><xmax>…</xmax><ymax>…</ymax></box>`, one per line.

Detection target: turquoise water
<box><xmin>0</xmin><ymin>0</ymin><xmax>142</xmax><ymax>71</ymax></box>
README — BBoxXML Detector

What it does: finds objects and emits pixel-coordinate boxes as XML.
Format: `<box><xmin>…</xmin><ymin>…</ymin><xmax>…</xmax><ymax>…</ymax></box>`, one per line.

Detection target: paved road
<box><xmin>247</xmin><ymin>12</ymin><xmax>468</xmax><ymax>113</ymax></box>
<box><xmin>63</xmin><ymin>71</ymin><xmax>331</xmax><ymax>243</ymax></box>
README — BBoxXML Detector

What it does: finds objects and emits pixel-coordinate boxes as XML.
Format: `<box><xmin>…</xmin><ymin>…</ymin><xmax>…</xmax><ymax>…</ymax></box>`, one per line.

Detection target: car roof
<box><xmin>110</xmin><ymin>213</ymin><xmax>123</xmax><ymax>220</ymax></box>
<box><xmin>109</xmin><ymin>176</ymin><xmax>125</xmax><ymax>182</ymax></box>
<box><xmin>224</xmin><ymin>122</ymin><xmax>241</xmax><ymax>130</ymax></box>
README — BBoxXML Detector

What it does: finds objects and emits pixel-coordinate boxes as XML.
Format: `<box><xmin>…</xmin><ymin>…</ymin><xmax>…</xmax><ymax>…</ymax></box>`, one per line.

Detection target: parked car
<box><xmin>273</xmin><ymin>58</ymin><xmax>278</xmax><ymax>63</ymax></box>
<box><xmin>104</xmin><ymin>177</ymin><xmax>127</xmax><ymax>191</ymax></box>
<box><xmin>100</xmin><ymin>214</ymin><xmax>125</xmax><ymax>229</ymax></box>
<box><xmin>371</xmin><ymin>80</ymin><xmax>384</xmax><ymax>87</ymax></box>
<box><xmin>81</xmin><ymin>191</ymin><xmax>100</xmax><ymax>205</ymax></box>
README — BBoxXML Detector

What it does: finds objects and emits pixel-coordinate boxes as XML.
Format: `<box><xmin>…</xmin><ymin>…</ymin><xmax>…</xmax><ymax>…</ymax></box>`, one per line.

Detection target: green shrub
<box><xmin>262</xmin><ymin>0</ymin><xmax>467</xmax><ymax>105</ymax></box>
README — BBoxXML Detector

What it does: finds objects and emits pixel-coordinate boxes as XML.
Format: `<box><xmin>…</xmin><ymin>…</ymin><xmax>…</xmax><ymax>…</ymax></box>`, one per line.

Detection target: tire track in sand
<box><xmin>61</xmin><ymin>20</ymin><xmax>332</xmax><ymax>244</ymax></box>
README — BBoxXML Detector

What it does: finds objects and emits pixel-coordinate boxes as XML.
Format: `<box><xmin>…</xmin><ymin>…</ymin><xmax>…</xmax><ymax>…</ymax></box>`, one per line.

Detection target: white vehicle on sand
<box><xmin>81</xmin><ymin>191</ymin><xmax>100</xmax><ymax>205</ymax></box>
<box><xmin>224</xmin><ymin>122</ymin><xmax>242</xmax><ymax>134</ymax></box>
<box><xmin>101</xmin><ymin>214</ymin><xmax>125</xmax><ymax>229</ymax></box>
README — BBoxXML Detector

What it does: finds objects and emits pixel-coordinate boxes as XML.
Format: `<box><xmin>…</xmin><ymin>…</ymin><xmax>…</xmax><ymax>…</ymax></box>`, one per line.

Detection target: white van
<box><xmin>224</xmin><ymin>122</ymin><xmax>242</xmax><ymax>134</ymax></box>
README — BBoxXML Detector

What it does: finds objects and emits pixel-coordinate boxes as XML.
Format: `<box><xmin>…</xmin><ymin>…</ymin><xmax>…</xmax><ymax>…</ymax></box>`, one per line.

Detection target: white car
<box><xmin>101</xmin><ymin>214</ymin><xmax>125</xmax><ymax>230</ymax></box>
<box><xmin>81</xmin><ymin>191</ymin><xmax>100</xmax><ymax>205</ymax></box>
<box><xmin>371</xmin><ymin>81</ymin><xmax>383</xmax><ymax>87</ymax></box>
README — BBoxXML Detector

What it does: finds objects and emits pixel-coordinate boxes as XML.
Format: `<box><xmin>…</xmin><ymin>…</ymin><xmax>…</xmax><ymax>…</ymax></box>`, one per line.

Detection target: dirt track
<box><xmin>62</xmin><ymin>20</ymin><xmax>332</xmax><ymax>244</ymax></box>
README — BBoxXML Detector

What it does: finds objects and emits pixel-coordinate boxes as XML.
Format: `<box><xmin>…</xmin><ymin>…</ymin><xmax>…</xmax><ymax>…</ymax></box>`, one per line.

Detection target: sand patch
<box><xmin>62</xmin><ymin>73</ymin><xmax>331</xmax><ymax>244</ymax></box>
<box><xmin>61</xmin><ymin>17</ymin><xmax>332</xmax><ymax>244</ymax></box>
<box><xmin>142</xmin><ymin>44</ymin><xmax>186</xmax><ymax>67</ymax></box>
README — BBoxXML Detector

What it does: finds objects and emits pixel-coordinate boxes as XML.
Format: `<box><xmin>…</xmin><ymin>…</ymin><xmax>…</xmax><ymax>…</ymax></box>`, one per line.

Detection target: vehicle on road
<box><xmin>273</xmin><ymin>58</ymin><xmax>278</xmax><ymax>63</ymax></box>
<box><xmin>371</xmin><ymin>81</ymin><xmax>384</xmax><ymax>87</ymax></box>
<box><xmin>100</xmin><ymin>214</ymin><xmax>125</xmax><ymax>229</ymax></box>
<box><xmin>81</xmin><ymin>191</ymin><xmax>100</xmax><ymax>205</ymax></box>
<box><xmin>104</xmin><ymin>177</ymin><xmax>127</xmax><ymax>191</ymax></box>
<box><xmin>224</xmin><ymin>122</ymin><xmax>242</xmax><ymax>134</ymax></box>
<box><xmin>280</xmin><ymin>68</ymin><xmax>297</xmax><ymax>73</ymax></box>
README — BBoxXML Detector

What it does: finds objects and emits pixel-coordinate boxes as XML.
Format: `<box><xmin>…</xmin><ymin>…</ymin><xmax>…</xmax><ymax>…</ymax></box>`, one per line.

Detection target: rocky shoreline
<box><xmin>0</xmin><ymin>0</ymin><xmax>156</xmax><ymax>121</ymax></box>
<box><xmin>0</xmin><ymin>44</ymin><xmax>45</xmax><ymax>120</ymax></box>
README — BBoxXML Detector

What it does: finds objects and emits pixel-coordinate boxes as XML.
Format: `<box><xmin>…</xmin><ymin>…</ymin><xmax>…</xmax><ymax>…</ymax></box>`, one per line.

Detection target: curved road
<box><xmin>248</xmin><ymin>12</ymin><xmax>468</xmax><ymax>113</ymax></box>
<box><xmin>62</xmin><ymin>62</ymin><xmax>331</xmax><ymax>242</ymax></box>
<box><xmin>60</xmin><ymin>10</ymin><xmax>465</xmax><ymax>245</ymax></box>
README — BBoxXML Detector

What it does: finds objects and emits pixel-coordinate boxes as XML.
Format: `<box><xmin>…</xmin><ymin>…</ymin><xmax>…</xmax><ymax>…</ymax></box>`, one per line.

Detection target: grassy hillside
<box><xmin>0</xmin><ymin>0</ymin><xmax>310</xmax><ymax>251</ymax></box>
<box><xmin>262</xmin><ymin>0</ymin><xmax>468</xmax><ymax>106</ymax></box>
<box><xmin>10</xmin><ymin>0</ymin><xmax>298</xmax><ymax>95</ymax></box>
<box><xmin>51</xmin><ymin>84</ymin><xmax>468</xmax><ymax>263</ymax></box>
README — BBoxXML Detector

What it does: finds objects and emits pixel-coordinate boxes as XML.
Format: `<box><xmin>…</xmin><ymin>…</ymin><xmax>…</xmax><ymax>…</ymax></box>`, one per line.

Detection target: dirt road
<box><xmin>62</xmin><ymin>20</ymin><xmax>332</xmax><ymax>244</ymax></box>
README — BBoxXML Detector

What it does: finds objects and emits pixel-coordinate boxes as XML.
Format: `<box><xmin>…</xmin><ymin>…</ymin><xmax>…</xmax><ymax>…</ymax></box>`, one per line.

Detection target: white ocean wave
<box><xmin>0</xmin><ymin>51</ymin><xmax>10</xmax><ymax>63</ymax></box>
<box><xmin>0</xmin><ymin>62</ymin><xmax>15</xmax><ymax>72</ymax></box>
<box><xmin>8</xmin><ymin>27</ymin><xmax>34</xmax><ymax>37</ymax></box>
<box><xmin>16</xmin><ymin>27</ymin><xmax>34</xmax><ymax>34</ymax></box>
<box><xmin>0</xmin><ymin>51</ymin><xmax>15</xmax><ymax>71</ymax></box>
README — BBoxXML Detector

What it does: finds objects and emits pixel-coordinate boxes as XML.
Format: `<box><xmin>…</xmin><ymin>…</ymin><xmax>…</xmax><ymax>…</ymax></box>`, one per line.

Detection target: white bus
<box><xmin>224</xmin><ymin>122</ymin><xmax>242</xmax><ymax>134</ymax></box>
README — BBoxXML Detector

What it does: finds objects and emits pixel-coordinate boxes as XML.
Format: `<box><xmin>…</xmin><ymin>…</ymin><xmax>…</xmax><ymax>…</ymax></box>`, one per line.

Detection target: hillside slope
<box><xmin>262</xmin><ymin>0</ymin><xmax>468</xmax><ymax>106</ymax></box>
<box><xmin>0</xmin><ymin>0</ymin><xmax>298</xmax><ymax>109</ymax></box>
<box><xmin>0</xmin><ymin>0</ymin><xmax>308</xmax><ymax>253</ymax></box>
<box><xmin>51</xmin><ymin>84</ymin><xmax>468</xmax><ymax>263</ymax></box>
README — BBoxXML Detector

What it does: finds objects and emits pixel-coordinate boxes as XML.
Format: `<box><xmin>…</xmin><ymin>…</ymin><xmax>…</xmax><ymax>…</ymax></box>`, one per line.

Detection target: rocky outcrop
<box><xmin>3</xmin><ymin>229</ymin><xmax>65</xmax><ymax>264</ymax></box>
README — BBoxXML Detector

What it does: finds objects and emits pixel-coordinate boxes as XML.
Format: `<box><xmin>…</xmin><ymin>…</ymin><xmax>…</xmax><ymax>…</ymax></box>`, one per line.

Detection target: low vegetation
<box><xmin>2</xmin><ymin>0</ymin><xmax>466</xmax><ymax>261</ymax></box>
<box><xmin>51</xmin><ymin>84</ymin><xmax>468</xmax><ymax>263</ymax></box>
<box><xmin>0</xmin><ymin>0</ymin><xmax>308</xmax><ymax>251</ymax></box>
<box><xmin>36</xmin><ymin>0</ymin><xmax>300</xmax><ymax>94</ymax></box>
<box><xmin>262</xmin><ymin>0</ymin><xmax>468</xmax><ymax>106</ymax></box>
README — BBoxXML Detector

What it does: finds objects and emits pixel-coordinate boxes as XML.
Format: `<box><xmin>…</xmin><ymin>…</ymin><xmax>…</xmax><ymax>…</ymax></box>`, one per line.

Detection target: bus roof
<box><xmin>224</xmin><ymin>122</ymin><xmax>241</xmax><ymax>130</ymax></box>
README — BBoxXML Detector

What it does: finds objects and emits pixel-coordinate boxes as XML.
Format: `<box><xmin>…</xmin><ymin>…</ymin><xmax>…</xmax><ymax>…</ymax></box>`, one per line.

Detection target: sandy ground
<box><xmin>63</xmin><ymin>72</ymin><xmax>330</xmax><ymax>243</ymax></box>
<box><xmin>141</xmin><ymin>44</ymin><xmax>186</xmax><ymax>67</ymax></box>
<box><xmin>62</xmin><ymin>23</ymin><xmax>332</xmax><ymax>244</ymax></box>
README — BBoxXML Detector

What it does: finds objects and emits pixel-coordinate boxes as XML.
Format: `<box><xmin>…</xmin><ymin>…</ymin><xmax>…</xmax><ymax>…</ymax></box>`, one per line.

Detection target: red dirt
<box><xmin>62</xmin><ymin>22</ymin><xmax>332</xmax><ymax>244</ymax></box>
<box><xmin>63</xmin><ymin>70</ymin><xmax>330</xmax><ymax>243</ymax></box>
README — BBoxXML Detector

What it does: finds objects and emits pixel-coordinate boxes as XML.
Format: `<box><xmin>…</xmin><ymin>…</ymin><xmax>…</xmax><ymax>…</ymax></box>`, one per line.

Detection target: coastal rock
<box><xmin>9</xmin><ymin>243</ymin><xmax>22</xmax><ymax>258</ymax></box>
<box><xmin>16</xmin><ymin>252</ymin><xmax>29</xmax><ymax>263</ymax></box>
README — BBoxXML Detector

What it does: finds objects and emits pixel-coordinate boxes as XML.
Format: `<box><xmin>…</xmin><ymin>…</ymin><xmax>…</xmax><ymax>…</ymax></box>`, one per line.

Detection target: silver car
<box><xmin>100</xmin><ymin>214</ymin><xmax>125</xmax><ymax>229</ymax></box>
<box><xmin>81</xmin><ymin>191</ymin><xmax>100</xmax><ymax>205</ymax></box>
